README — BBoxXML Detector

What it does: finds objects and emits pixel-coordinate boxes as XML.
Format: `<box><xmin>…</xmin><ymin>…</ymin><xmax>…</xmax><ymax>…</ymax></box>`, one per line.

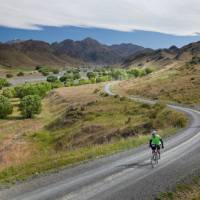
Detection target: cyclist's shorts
<box><xmin>151</xmin><ymin>144</ymin><xmax>160</xmax><ymax>150</ymax></box>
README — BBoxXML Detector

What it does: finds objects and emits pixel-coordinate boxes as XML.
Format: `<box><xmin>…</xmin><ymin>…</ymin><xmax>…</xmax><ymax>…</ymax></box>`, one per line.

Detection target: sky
<box><xmin>1</xmin><ymin>0</ymin><xmax>200</xmax><ymax>49</ymax></box>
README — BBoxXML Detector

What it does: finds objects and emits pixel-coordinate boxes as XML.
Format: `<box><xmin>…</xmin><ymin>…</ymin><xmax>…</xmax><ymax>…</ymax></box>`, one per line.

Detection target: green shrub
<box><xmin>19</xmin><ymin>95</ymin><xmax>42</xmax><ymax>118</ymax></box>
<box><xmin>154</xmin><ymin>109</ymin><xmax>187</xmax><ymax>128</ymax></box>
<box><xmin>15</xmin><ymin>82</ymin><xmax>52</xmax><ymax>98</ymax></box>
<box><xmin>38</xmin><ymin>67</ymin><xmax>50</xmax><ymax>76</ymax></box>
<box><xmin>79</xmin><ymin>79</ymin><xmax>91</xmax><ymax>85</ymax></box>
<box><xmin>47</xmin><ymin>75</ymin><xmax>58</xmax><ymax>83</ymax></box>
<box><xmin>17</xmin><ymin>72</ymin><xmax>24</xmax><ymax>76</ymax></box>
<box><xmin>2</xmin><ymin>88</ymin><xmax>16</xmax><ymax>98</ymax></box>
<box><xmin>0</xmin><ymin>95</ymin><xmax>13</xmax><ymax>119</ymax></box>
<box><xmin>52</xmin><ymin>69</ymin><xmax>59</xmax><ymax>74</ymax></box>
<box><xmin>87</xmin><ymin>72</ymin><xmax>96</xmax><ymax>79</ymax></box>
<box><xmin>127</xmin><ymin>69</ymin><xmax>140</xmax><ymax>77</ymax></box>
<box><xmin>6</xmin><ymin>73</ymin><xmax>13</xmax><ymax>78</ymax></box>
<box><xmin>73</xmin><ymin>72</ymin><xmax>81</xmax><ymax>80</ymax></box>
<box><xmin>59</xmin><ymin>76</ymin><xmax>67</xmax><ymax>82</ymax></box>
<box><xmin>0</xmin><ymin>78</ymin><xmax>10</xmax><ymax>89</ymax></box>
<box><xmin>139</xmin><ymin>69</ymin><xmax>146</xmax><ymax>77</ymax></box>
<box><xmin>145</xmin><ymin>68</ymin><xmax>154</xmax><ymax>74</ymax></box>
<box><xmin>100</xmin><ymin>92</ymin><xmax>109</xmax><ymax>97</ymax></box>
<box><xmin>51</xmin><ymin>80</ymin><xmax>63</xmax><ymax>89</ymax></box>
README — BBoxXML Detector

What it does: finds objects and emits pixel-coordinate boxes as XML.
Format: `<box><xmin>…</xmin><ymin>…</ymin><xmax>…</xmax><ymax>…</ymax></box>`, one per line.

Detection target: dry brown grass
<box><xmin>113</xmin><ymin>63</ymin><xmax>200</xmax><ymax>106</ymax></box>
<box><xmin>0</xmin><ymin>84</ymin><xmax>103</xmax><ymax>169</ymax></box>
<box><xmin>159</xmin><ymin>178</ymin><xmax>200</xmax><ymax>200</ymax></box>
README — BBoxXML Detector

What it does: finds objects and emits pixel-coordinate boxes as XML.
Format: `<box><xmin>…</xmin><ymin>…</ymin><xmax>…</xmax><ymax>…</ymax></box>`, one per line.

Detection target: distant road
<box><xmin>1</xmin><ymin>83</ymin><xmax>200</xmax><ymax>200</ymax></box>
<box><xmin>9</xmin><ymin>71</ymin><xmax>65</xmax><ymax>86</ymax></box>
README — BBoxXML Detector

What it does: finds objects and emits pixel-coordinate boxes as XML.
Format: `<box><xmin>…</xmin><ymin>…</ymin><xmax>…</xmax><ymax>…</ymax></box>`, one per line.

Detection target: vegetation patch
<box><xmin>157</xmin><ymin>174</ymin><xmax>200</xmax><ymax>200</ymax></box>
<box><xmin>113</xmin><ymin>63</ymin><xmax>200</xmax><ymax>106</ymax></box>
<box><xmin>0</xmin><ymin>84</ymin><xmax>187</xmax><ymax>184</ymax></box>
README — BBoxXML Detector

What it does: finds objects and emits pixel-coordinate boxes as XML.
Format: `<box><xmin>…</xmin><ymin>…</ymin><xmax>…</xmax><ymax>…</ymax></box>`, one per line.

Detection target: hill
<box><xmin>122</xmin><ymin>41</ymin><xmax>200</xmax><ymax>68</ymax></box>
<box><xmin>0</xmin><ymin>38</ymin><xmax>146</xmax><ymax>68</ymax></box>
<box><xmin>114</xmin><ymin>41</ymin><xmax>200</xmax><ymax>106</ymax></box>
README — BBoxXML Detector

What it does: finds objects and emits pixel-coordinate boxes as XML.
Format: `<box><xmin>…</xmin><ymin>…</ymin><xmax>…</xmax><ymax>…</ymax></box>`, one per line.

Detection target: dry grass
<box><xmin>0</xmin><ymin>83</ymin><xmax>187</xmax><ymax>184</ymax></box>
<box><xmin>158</xmin><ymin>176</ymin><xmax>200</xmax><ymax>200</ymax></box>
<box><xmin>113</xmin><ymin>63</ymin><xmax>200</xmax><ymax>106</ymax></box>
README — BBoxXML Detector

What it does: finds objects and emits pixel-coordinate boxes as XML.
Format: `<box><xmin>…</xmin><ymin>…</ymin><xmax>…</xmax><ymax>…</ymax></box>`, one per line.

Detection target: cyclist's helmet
<box><xmin>151</xmin><ymin>130</ymin><xmax>157</xmax><ymax>136</ymax></box>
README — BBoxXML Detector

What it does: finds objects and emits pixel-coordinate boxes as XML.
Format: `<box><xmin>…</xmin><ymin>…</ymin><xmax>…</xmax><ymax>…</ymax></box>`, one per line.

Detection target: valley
<box><xmin>0</xmin><ymin>39</ymin><xmax>200</xmax><ymax>199</ymax></box>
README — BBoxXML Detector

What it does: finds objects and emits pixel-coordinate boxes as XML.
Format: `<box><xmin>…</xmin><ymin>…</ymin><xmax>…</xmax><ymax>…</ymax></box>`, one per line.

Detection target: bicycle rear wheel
<box><xmin>151</xmin><ymin>153</ymin><xmax>158</xmax><ymax>168</ymax></box>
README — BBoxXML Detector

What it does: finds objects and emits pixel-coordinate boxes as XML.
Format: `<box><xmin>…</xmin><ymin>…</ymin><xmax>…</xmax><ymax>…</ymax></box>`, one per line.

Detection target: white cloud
<box><xmin>0</xmin><ymin>0</ymin><xmax>200</xmax><ymax>36</ymax></box>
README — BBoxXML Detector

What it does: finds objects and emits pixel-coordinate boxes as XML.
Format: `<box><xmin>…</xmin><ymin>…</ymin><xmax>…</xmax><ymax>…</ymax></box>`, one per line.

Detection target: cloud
<box><xmin>0</xmin><ymin>0</ymin><xmax>200</xmax><ymax>36</ymax></box>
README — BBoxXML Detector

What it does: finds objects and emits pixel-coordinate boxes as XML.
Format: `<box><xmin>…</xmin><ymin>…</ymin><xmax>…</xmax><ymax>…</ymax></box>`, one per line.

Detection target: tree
<box><xmin>52</xmin><ymin>69</ymin><xmax>59</xmax><ymax>74</ymax></box>
<box><xmin>59</xmin><ymin>76</ymin><xmax>67</xmax><ymax>82</ymax></box>
<box><xmin>47</xmin><ymin>75</ymin><xmax>58</xmax><ymax>82</ymax></box>
<box><xmin>6</xmin><ymin>73</ymin><xmax>13</xmax><ymax>78</ymax></box>
<box><xmin>0</xmin><ymin>95</ymin><xmax>13</xmax><ymax>119</ymax></box>
<box><xmin>17</xmin><ymin>72</ymin><xmax>24</xmax><ymax>76</ymax></box>
<box><xmin>87</xmin><ymin>72</ymin><xmax>96</xmax><ymax>79</ymax></box>
<box><xmin>145</xmin><ymin>67</ymin><xmax>154</xmax><ymax>74</ymax></box>
<box><xmin>19</xmin><ymin>95</ymin><xmax>42</xmax><ymax>118</ymax></box>
<box><xmin>73</xmin><ymin>72</ymin><xmax>81</xmax><ymax>80</ymax></box>
<box><xmin>2</xmin><ymin>88</ymin><xmax>16</xmax><ymax>98</ymax></box>
<box><xmin>0</xmin><ymin>78</ymin><xmax>10</xmax><ymax>89</ymax></box>
<box><xmin>128</xmin><ymin>69</ymin><xmax>140</xmax><ymax>77</ymax></box>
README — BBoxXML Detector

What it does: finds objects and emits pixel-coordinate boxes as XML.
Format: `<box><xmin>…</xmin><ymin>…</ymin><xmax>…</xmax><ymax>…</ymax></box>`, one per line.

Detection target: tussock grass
<box><xmin>0</xmin><ymin>128</ymin><xmax>177</xmax><ymax>184</ymax></box>
<box><xmin>157</xmin><ymin>174</ymin><xmax>200</xmax><ymax>200</ymax></box>
<box><xmin>114</xmin><ymin>64</ymin><xmax>200</xmax><ymax>106</ymax></box>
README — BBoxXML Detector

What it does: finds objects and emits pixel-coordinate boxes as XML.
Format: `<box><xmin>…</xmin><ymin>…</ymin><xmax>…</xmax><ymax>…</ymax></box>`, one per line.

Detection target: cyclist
<box><xmin>149</xmin><ymin>130</ymin><xmax>164</xmax><ymax>159</ymax></box>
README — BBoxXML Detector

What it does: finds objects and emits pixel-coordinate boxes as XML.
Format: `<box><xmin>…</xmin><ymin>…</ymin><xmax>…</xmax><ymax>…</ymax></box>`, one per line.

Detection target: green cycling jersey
<box><xmin>150</xmin><ymin>134</ymin><xmax>162</xmax><ymax>145</ymax></box>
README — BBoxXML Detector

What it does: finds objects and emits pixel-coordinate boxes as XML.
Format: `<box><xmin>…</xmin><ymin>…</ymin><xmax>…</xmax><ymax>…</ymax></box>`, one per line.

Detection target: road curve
<box><xmin>1</xmin><ymin>83</ymin><xmax>200</xmax><ymax>200</ymax></box>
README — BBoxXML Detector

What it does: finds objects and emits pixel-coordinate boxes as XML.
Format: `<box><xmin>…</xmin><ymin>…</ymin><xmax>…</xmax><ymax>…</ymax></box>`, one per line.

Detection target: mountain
<box><xmin>0</xmin><ymin>38</ymin><xmax>147</xmax><ymax>68</ymax></box>
<box><xmin>6</xmin><ymin>39</ymin><xmax>24</xmax><ymax>44</ymax></box>
<box><xmin>123</xmin><ymin>40</ymin><xmax>200</xmax><ymax>68</ymax></box>
<box><xmin>52</xmin><ymin>38</ymin><xmax>120</xmax><ymax>64</ymax></box>
<box><xmin>109</xmin><ymin>43</ymin><xmax>145</xmax><ymax>58</ymax></box>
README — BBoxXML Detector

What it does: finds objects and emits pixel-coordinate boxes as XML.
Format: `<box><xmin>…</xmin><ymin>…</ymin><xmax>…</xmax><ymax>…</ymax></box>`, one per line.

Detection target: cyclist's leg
<box><xmin>157</xmin><ymin>145</ymin><xmax>161</xmax><ymax>159</ymax></box>
<box><xmin>151</xmin><ymin>145</ymin><xmax>156</xmax><ymax>154</ymax></box>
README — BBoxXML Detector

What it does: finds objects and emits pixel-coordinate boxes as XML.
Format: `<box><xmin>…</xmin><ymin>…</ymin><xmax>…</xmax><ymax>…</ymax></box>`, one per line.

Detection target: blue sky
<box><xmin>1</xmin><ymin>26</ymin><xmax>200</xmax><ymax>49</ymax></box>
<box><xmin>1</xmin><ymin>0</ymin><xmax>200</xmax><ymax>49</ymax></box>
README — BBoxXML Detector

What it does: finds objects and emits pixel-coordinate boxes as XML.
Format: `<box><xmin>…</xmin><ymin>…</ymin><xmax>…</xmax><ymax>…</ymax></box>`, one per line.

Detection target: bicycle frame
<box><xmin>151</xmin><ymin>149</ymin><xmax>159</xmax><ymax>168</ymax></box>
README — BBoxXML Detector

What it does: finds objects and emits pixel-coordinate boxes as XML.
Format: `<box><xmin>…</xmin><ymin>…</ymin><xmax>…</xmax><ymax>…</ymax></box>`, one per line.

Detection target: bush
<box><xmin>87</xmin><ymin>72</ymin><xmax>96</xmax><ymax>79</ymax></box>
<box><xmin>19</xmin><ymin>95</ymin><xmax>42</xmax><ymax>118</ymax></box>
<box><xmin>79</xmin><ymin>79</ymin><xmax>91</xmax><ymax>85</ymax></box>
<box><xmin>73</xmin><ymin>72</ymin><xmax>81</xmax><ymax>80</ymax></box>
<box><xmin>47</xmin><ymin>75</ymin><xmax>58</xmax><ymax>83</ymax></box>
<box><xmin>0</xmin><ymin>95</ymin><xmax>13</xmax><ymax>119</ymax></box>
<box><xmin>59</xmin><ymin>76</ymin><xmax>67</xmax><ymax>82</ymax></box>
<box><xmin>51</xmin><ymin>80</ymin><xmax>63</xmax><ymax>89</ymax></box>
<box><xmin>145</xmin><ymin>68</ymin><xmax>154</xmax><ymax>74</ymax></box>
<box><xmin>2</xmin><ymin>88</ymin><xmax>16</xmax><ymax>98</ymax></box>
<box><xmin>0</xmin><ymin>78</ymin><xmax>10</xmax><ymax>89</ymax></box>
<box><xmin>139</xmin><ymin>69</ymin><xmax>146</xmax><ymax>77</ymax></box>
<box><xmin>52</xmin><ymin>69</ymin><xmax>59</xmax><ymax>74</ymax></box>
<box><xmin>35</xmin><ymin>65</ymin><xmax>42</xmax><ymax>70</ymax></box>
<box><xmin>6</xmin><ymin>73</ymin><xmax>13</xmax><ymax>78</ymax></box>
<box><xmin>153</xmin><ymin>109</ymin><xmax>187</xmax><ymax>128</ymax></box>
<box><xmin>15</xmin><ymin>82</ymin><xmax>52</xmax><ymax>98</ymax></box>
<box><xmin>17</xmin><ymin>72</ymin><xmax>24</xmax><ymax>76</ymax></box>
<box><xmin>38</xmin><ymin>67</ymin><xmax>49</xmax><ymax>76</ymax></box>
<box><xmin>127</xmin><ymin>69</ymin><xmax>140</xmax><ymax>77</ymax></box>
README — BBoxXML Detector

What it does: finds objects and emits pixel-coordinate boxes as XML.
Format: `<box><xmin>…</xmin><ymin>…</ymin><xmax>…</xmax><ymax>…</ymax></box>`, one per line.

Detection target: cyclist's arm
<box><xmin>149</xmin><ymin>139</ymin><xmax>152</xmax><ymax>147</ymax></box>
<box><xmin>160</xmin><ymin>138</ymin><xmax>164</xmax><ymax>148</ymax></box>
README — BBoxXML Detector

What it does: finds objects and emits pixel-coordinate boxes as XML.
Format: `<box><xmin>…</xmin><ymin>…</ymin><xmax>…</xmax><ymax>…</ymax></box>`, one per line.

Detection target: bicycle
<box><xmin>151</xmin><ymin>148</ymin><xmax>159</xmax><ymax>168</ymax></box>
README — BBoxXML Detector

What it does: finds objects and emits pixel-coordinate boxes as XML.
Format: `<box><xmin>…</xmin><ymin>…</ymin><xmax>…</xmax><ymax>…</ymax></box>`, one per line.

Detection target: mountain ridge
<box><xmin>0</xmin><ymin>38</ymin><xmax>146</xmax><ymax>68</ymax></box>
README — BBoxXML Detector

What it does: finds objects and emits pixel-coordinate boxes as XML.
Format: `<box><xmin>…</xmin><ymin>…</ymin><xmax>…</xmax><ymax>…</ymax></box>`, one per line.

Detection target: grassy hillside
<box><xmin>158</xmin><ymin>174</ymin><xmax>200</xmax><ymax>200</ymax></box>
<box><xmin>114</xmin><ymin>60</ymin><xmax>200</xmax><ymax>107</ymax></box>
<box><xmin>0</xmin><ymin>83</ymin><xmax>187</xmax><ymax>184</ymax></box>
